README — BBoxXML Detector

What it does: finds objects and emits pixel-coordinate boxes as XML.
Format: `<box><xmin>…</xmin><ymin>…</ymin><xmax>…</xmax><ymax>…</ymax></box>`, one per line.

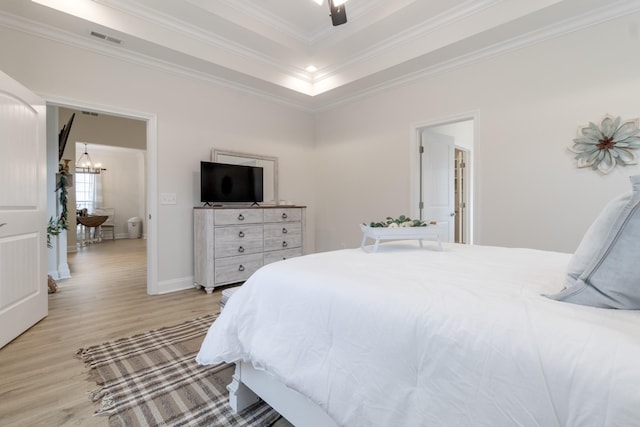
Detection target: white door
<box><xmin>421</xmin><ymin>129</ymin><xmax>455</xmax><ymax>242</ymax></box>
<box><xmin>0</xmin><ymin>70</ymin><xmax>47</xmax><ymax>349</ymax></box>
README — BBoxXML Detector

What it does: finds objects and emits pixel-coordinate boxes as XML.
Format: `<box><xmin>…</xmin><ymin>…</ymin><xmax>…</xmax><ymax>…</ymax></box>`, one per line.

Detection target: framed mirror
<box><xmin>212</xmin><ymin>149</ymin><xmax>278</xmax><ymax>205</ymax></box>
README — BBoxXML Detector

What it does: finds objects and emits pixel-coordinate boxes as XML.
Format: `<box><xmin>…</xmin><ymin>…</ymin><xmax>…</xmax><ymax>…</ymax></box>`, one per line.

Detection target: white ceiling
<box><xmin>1</xmin><ymin>0</ymin><xmax>639</xmax><ymax>110</ymax></box>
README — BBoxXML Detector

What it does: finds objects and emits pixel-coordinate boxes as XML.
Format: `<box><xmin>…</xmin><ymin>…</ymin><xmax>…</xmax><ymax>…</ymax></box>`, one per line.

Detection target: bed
<box><xmin>196</xmin><ymin>176</ymin><xmax>640</xmax><ymax>426</ymax></box>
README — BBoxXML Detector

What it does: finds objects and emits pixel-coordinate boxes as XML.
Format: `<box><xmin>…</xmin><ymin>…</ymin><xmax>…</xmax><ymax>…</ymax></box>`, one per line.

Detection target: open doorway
<box><xmin>56</xmin><ymin>108</ymin><xmax>147</xmax><ymax>247</ymax></box>
<box><xmin>57</xmin><ymin>107</ymin><xmax>147</xmax><ymax>280</ymax></box>
<box><xmin>74</xmin><ymin>142</ymin><xmax>146</xmax><ymax>244</ymax></box>
<box><xmin>47</xmin><ymin>100</ymin><xmax>159</xmax><ymax>295</ymax></box>
<box><xmin>412</xmin><ymin>117</ymin><xmax>474</xmax><ymax>244</ymax></box>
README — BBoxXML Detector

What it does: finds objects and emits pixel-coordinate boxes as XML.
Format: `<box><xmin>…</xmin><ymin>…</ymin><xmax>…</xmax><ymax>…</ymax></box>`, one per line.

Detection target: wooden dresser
<box><xmin>193</xmin><ymin>206</ymin><xmax>306</xmax><ymax>293</ymax></box>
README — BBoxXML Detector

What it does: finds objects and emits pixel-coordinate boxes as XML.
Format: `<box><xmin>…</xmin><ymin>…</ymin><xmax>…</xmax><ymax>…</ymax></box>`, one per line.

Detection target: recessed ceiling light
<box><xmin>305</xmin><ymin>65</ymin><xmax>318</xmax><ymax>73</ymax></box>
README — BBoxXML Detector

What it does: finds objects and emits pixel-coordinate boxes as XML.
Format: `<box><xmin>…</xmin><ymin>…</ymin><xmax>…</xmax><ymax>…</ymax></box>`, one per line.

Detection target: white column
<box><xmin>46</xmin><ymin>106</ymin><xmax>71</xmax><ymax>280</ymax></box>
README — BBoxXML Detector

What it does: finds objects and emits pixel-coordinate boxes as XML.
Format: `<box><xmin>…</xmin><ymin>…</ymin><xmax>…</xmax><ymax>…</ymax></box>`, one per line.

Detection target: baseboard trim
<box><xmin>157</xmin><ymin>276</ymin><xmax>196</xmax><ymax>295</ymax></box>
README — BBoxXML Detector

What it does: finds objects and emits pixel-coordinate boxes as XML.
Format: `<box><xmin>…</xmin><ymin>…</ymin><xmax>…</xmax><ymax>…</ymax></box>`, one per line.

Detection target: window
<box><xmin>75</xmin><ymin>172</ymin><xmax>98</xmax><ymax>213</ymax></box>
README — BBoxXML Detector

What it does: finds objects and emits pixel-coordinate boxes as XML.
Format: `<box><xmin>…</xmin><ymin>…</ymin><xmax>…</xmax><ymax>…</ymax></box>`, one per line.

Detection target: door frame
<box><xmin>45</xmin><ymin>95</ymin><xmax>159</xmax><ymax>295</ymax></box>
<box><xmin>454</xmin><ymin>147</ymin><xmax>470</xmax><ymax>244</ymax></box>
<box><xmin>409</xmin><ymin>111</ymin><xmax>478</xmax><ymax>244</ymax></box>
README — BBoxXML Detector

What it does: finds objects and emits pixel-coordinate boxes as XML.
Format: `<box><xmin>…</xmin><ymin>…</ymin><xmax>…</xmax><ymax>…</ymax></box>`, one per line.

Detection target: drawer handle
<box><xmin>238</xmin><ymin>214</ymin><xmax>244</xmax><ymax>221</ymax></box>
<box><xmin>281</xmin><ymin>212</ymin><xmax>288</xmax><ymax>219</ymax></box>
<box><xmin>282</xmin><ymin>241</ymin><xmax>288</xmax><ymax>248</ymax></box>
<box><xmin>282</xmin><ymin>227</ymin><xmax>288</xmax><ymax>234</ymax></box>
<box><xmin>238</xmin><ymin>246</ymin><xmax>245</xmax><ymax>253</ymax></box>
<box><xmin>238</xmin><ymin>265</ymin><xmax>245</xmax><ymax>272</ymax></box>
<box><xmin>239</xmin><ymin>231</ymin><xmax>245</xmax><ymax>238</ymax></box>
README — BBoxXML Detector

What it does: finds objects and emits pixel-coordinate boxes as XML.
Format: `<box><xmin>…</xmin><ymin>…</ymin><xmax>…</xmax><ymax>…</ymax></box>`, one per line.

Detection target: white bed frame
<box><xmin>228</xmin><ymin>361</ymin><xmax>338</xmax><ymax>427</ymax></box>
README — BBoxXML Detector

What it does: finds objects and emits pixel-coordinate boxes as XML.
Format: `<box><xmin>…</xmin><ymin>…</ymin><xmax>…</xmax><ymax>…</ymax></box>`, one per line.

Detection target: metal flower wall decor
<box><xmin>570</xmin><ymin>114</ymin><xmax>640</xmax><ymax>174</ymax></box>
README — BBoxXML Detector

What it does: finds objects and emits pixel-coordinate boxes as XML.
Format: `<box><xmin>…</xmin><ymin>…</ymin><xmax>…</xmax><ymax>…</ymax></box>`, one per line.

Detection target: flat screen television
<box><xmin>200</xmin><ymin>161</ymin><xmax>263</xmax><ymax>204</ymax></box>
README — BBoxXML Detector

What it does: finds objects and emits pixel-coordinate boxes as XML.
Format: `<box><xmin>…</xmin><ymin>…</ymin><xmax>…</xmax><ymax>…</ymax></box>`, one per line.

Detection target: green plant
<box><xmin>366</xmin><ymin>215</ymin><xmax>427</xmax><ymax>228</ymax></box>
<box><xmin>47</xmin><ymin>164</ymin><xmax>70</xmax><ymax>248</ymax></box>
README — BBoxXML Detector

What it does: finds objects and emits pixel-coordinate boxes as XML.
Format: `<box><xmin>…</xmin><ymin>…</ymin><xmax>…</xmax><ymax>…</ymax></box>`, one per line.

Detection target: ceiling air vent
<box><xmin>90</xmin><ymin>31</ymin><xmax>122</xmax><ymax>45</ymax></box>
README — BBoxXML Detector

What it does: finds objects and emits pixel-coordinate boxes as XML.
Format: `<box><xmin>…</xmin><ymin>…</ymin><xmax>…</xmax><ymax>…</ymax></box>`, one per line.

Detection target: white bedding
<box><xmin>197</xmin><ymin>242</ymin><xmax>640</xmax><ymax>426</ymax></box>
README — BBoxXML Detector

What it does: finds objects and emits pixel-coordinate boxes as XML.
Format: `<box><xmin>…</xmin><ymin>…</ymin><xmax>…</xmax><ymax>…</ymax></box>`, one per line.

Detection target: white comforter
<box><xmin>197</xmin><ymin>242</ymin><xmax>640</xmax><ymax>427</ymax></box>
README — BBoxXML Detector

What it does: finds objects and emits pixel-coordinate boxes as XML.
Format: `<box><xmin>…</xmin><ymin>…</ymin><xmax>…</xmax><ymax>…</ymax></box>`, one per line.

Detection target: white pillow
<box><xmin>547</xmin><ymin>175</ymin><xmax>640</xmax><ymax>309</ymax></box>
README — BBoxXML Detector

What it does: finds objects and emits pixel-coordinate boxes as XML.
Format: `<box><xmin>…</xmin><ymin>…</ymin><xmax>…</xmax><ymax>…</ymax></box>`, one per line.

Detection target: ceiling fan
<box><xmin>312</xmin><ymin>0</ymin><xmax>348</xmax><ymax>26</ymax></box>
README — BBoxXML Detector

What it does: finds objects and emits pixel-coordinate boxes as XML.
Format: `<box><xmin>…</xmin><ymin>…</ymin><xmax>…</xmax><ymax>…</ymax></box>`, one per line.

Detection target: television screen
<box><xmin>200</xmin><ymin>161</ymin><xmax>263</xmax><ymax>204</ymax></box>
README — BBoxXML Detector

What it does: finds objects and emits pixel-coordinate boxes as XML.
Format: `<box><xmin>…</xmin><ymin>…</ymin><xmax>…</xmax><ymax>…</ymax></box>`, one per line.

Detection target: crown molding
<box><xmin>206</xmin><ymin>0</ymin><xmax>319</xmax><ymax>45</ymax></box>
<box><xmin>313</xmin><ymin>0</ymin><xmax>499</xmax><ymax>84</ymax></box>
<box><xmin>208</xmin><ymin>0</ymin><xmax>394</xmax><ymax>45</ymax></box>
<box><xmin>93</xmin><ymin>0</ymin><xmax>312</xmax><ymax>84</ymax></box>
<box><xmin>0</xmin><ymin>11</ymin><xmax>315</xmax><ymax>112</ymax></box>
<box><xmin>313</xmin><ymin>0</ymin><xmax>640</xmax><ymax>112</ymax></box>
<box><xmin>4</xmin><ymin>0</ymin><xmax>640</xmax><ymax>114</ymax></box>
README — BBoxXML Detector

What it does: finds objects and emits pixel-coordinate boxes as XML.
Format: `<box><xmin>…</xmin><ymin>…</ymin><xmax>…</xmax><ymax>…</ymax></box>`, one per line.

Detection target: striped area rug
<box><xmin>77</xmin><ymin>314</ymin><xmax>279</xmax><ymax>427</ymax></box>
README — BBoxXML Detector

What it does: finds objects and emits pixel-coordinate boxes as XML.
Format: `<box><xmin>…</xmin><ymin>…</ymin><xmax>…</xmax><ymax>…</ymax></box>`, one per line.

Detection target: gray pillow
<box><xmin>547</xmin><ymin>175</ymin><xmax>640</xmax><ymax>309</ymax></box>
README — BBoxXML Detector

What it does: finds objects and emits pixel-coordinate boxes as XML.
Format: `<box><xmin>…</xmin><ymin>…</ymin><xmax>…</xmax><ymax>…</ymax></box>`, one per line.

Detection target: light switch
<box><xmin>160</xmin><ymin>193</ymin><xmax>176</xmax><ymax>205</ymax></box>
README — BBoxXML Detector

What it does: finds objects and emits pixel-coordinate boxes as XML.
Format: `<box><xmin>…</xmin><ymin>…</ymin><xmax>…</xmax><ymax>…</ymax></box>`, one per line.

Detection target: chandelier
<box><xmin>76</xmin><ymin>143</ymin><xmax>103</xmax><ymax>174</ymax></box>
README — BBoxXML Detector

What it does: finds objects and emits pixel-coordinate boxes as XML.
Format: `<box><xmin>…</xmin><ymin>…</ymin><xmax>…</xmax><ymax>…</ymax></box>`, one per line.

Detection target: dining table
<box><xmin>76</xmin><ymin>215</ymin><xmax>108</xmax><ymax>246</ymax></box>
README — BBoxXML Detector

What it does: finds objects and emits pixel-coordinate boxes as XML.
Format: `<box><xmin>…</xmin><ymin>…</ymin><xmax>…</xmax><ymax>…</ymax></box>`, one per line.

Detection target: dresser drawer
<box><xmin>214</xmin><ymin>225</ymin><xmax>263</xmax><ymax>258</ymax></box>
<box><xmin>194</xmin><ymin>206</ymin><xmax>305</xmax><ymax>293</ymax></box>
<box><xmin>215</xmin><ymin>209</ymin><xmax>264</xmax><ymax>225</ymax></box>
<box><xmin>264</xmin><ymin>208</ymin><xmax>301</xmax><ymax>223</ymax></box>
<box><xmin>265</xmin><ymin>232</ymin><xmax>302</xmax><ymax>252</ymax></box>
<box><xmin>264</xmin><ymin>222</ymin><xmax>301</xmax><ymax>239</ymax></box>
<box><xmin>264</xmin><ymin>248</ymin><xmax>303</xmax><ymax>265</ymax></box>
<box><xmin>214</xmin><ymin>253</ymin><xmax>263</xmax><ymax>285</ymax></box>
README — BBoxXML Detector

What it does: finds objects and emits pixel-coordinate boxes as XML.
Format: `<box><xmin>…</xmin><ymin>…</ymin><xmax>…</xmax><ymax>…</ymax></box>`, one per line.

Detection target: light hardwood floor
<box><xmin>0</xmin><ymin>239</ymin><xmax>224</xmax><ymax>426</ymax></box>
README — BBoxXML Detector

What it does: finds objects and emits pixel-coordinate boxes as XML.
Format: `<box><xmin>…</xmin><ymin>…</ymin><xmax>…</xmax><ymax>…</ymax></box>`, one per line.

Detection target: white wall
<box><xmin>0</xmin><ymin>26</ymin><xmax>316</xmax><ymax>293</ymax></box>
<box><xmin>314</xmin><ymin>12</ymin><xmax>640</xmax><ymax>253</ymax></box>
<box><xmin>4</xmin><ymin>11</ymin><xmax>640</xmax><ymax>290</ymax></box>
<box><xmin>78</xmin><ymin>144</ymin><xmax>146</xmax><ymax>239</ymax></box>
<box><xmin>61</xmin><ymin>107</ymin><xmax>146</xmax><ymax>150</ymax></box>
